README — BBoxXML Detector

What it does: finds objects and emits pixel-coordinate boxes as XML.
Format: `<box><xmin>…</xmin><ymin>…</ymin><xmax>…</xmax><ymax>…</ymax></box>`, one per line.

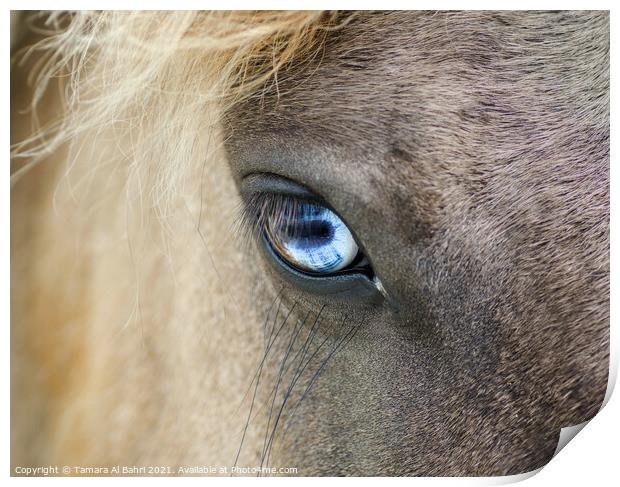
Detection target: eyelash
<box><xmin>237</xmin><ymin>192</ymin><xmax>365</xmax><ymax>275</ymax></box>
<box><xmin>237</xmin><ymin>192</ymin><xmax>303</xmax><ymax>240</ymax></box>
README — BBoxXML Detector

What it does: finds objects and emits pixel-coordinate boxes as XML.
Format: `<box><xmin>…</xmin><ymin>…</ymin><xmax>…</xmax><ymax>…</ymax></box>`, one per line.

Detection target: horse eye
<box><xmin>263</xmin><ymin>198</ymin><xmax>360</xmax><ymax>275</ymax></box>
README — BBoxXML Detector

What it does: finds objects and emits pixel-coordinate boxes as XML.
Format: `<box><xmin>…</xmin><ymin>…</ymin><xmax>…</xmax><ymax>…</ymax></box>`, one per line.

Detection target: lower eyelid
<box><xmin>260</xmin><ymin>232</ymin><xmax>383</xmax><ymax>303</ymax></box>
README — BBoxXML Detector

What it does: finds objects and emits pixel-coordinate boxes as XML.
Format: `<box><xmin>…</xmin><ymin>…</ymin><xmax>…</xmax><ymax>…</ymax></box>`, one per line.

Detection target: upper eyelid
<box><xmin>241</xmin><ymin>173</ymin><xmax>322</xmax><ymax>202</ymax></box>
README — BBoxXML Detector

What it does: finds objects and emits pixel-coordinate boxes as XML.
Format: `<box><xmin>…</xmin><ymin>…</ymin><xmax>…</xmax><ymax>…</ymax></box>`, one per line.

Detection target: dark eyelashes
<box><xmin>236</xmin><ymin>192</ymin><xmax>318</xmax><ymax>243</ymax></box>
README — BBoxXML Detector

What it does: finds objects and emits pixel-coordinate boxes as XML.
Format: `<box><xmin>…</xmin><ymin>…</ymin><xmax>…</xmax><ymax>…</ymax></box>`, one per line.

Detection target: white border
<box><xmin>4</xmin><ymin>2</ymin><xmax>618</xmax><ymax>485</ymax></box>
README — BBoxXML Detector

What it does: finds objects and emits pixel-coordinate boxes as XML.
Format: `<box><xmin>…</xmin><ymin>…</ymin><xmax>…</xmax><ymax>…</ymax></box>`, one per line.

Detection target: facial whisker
<box><xmin>233</xmin><ymin>287</ymin><xmax>283</xmax><ymax>418</ymax></box>
<box><xmin>281</xmin><ymin>319</ymin><xmax>363</xmax><ymax>443</ymax></box>
<box><xmin>260</xmin><ymin>307</ymin><xmax>312</xmax><ymax>466</ymax></box>
<box><xmin>256</xmin><ymin>305</ymin><xmax>325</xmax><ymax>472</ymax></box>
<box><xmin>232</xmin><ymin>296</ymin><xmax>297</xmax><ymax>471</ymax></box>
<box><xmin>262</xmin><ymin>309</ymin><xmax>341</xmax><ymax>470</ymax></box>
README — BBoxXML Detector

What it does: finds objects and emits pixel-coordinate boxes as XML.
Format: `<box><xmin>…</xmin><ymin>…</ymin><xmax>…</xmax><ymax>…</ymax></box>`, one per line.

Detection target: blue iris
<box><xmin>265</xmin><ymin>201</ymin><xmax>359</xmax><ymax>274</ymax></box>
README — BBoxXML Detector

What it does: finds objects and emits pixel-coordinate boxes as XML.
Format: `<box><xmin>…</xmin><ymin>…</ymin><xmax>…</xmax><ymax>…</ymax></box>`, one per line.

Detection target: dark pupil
<box><xmin>280</xmin><ymin>217</ymin><xmax>334</xmax><ymax>244</ymax></box>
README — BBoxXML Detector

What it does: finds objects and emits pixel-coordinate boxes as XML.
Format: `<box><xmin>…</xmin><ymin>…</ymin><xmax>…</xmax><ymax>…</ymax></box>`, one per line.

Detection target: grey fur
<box><xmin>224</xmin><ymin>11</ymin><xmax>609</xmax><ymax>475</ymax></box>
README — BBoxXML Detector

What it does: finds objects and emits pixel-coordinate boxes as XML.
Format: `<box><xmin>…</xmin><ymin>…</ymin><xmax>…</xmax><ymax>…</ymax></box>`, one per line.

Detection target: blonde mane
<box><xmin>11</xmin><ymin>11</ymin><xmax>352</xmax><ymax>470</ymax></box>
<box><xmin>12</xmin><ymin>11</ymin><xmax>349</xmax><ymax>213</ymax></box>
